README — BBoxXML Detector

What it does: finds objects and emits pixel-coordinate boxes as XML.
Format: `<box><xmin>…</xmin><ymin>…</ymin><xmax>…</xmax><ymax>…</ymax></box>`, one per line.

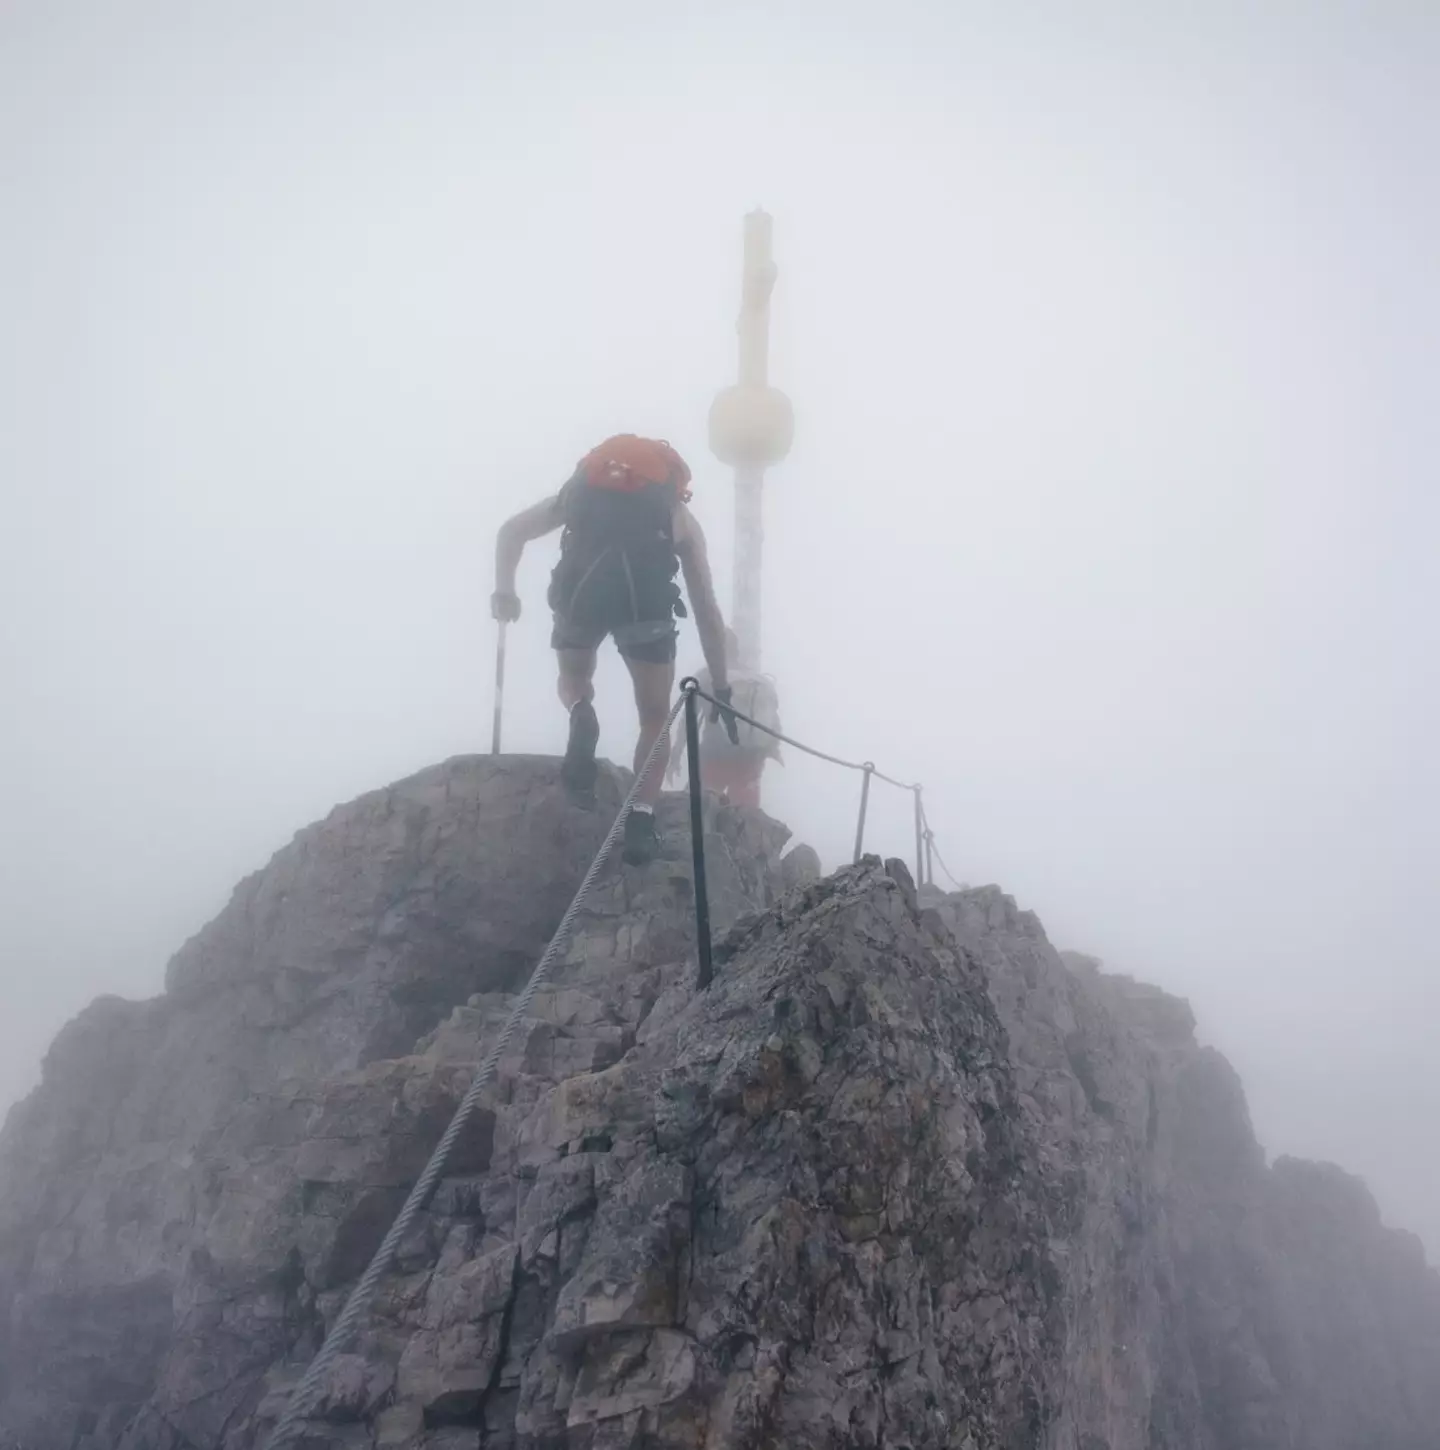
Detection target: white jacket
<box><xmin>694</xmin><ymin>667</ymin><xmax>783</xmax><ymax>764</ymax></box>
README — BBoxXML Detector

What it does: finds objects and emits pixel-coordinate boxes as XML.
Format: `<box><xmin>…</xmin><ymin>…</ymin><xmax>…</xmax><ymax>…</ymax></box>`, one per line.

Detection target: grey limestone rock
<box><xmin>2</xmin><ymin>760</ymin><xmax>1438</xmax><ymax>1450</ymax></box>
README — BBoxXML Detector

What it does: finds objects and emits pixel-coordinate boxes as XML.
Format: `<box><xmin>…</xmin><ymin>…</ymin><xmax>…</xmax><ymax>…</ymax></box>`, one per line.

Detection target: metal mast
<box><xmin>708</xmin><ymin>209</ymin><xmax>794</xmax><ymax>672</ymax></box>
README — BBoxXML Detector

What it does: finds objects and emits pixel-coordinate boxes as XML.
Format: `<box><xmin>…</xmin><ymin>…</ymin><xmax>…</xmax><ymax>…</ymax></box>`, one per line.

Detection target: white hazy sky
<box><xmin>2</xmin><ymin>2</ymin><xmax>1436</xmax><ymax>1253</ymax></box>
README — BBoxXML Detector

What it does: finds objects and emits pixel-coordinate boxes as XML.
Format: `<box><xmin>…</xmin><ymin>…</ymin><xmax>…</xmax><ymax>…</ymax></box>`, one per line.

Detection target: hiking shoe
<box><xmin>622</xmin><ymin>809</ymin><xmax>660</xmax><ymax>866</ymax></box>
<box><xmin>560</xmin><ymin>699</ymin><xmax>600</xmax><ymax>802</ymax></box>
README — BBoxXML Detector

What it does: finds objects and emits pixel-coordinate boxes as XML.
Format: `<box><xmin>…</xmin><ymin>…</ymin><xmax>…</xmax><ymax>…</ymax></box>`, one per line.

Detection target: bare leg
<box><xmin>623</xmin><ymin>654</ymin><xmax>676</xmax><ymax>806</ymax></box>
<box><xmin>702</xmin><ymin>757</ymin><xmax>739</xmax><ymax>802</ymax></box>
<box><xmin>704</xmin><ymin>757</ymin><xmax>763</xmax><ymax>809</ymax></box>
<box><xmin>729</xmin><ymin>763</ymin><xmax>764</xmax><ymax>811</ymax></box>
<box><xmin>556</xmin><ymin>647</ymin><xmax>601</xmax><ymax>799</ymax></box>
<box><xmin>556</xmin><ymin>647</ymin><xmax>597</xmax><ymax>710</ymax></box>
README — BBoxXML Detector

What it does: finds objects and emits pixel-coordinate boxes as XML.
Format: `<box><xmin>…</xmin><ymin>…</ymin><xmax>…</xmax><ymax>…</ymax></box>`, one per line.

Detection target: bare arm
<box><xmin>674</xmin><ymin>504</ymin><xmax>730</xmax><ymax>691</ymax></box>
<box><xmin>495</xmin><ymin>493</ymin><xmax>564</xmax><ymax>596</ymax></box>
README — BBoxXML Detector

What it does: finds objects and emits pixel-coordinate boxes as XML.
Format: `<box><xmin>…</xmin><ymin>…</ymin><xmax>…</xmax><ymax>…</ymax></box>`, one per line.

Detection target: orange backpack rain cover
<box><xmin>577</xmin><ymin>435</ymin><xmax>693</xmax><ymax>501</ymax></box>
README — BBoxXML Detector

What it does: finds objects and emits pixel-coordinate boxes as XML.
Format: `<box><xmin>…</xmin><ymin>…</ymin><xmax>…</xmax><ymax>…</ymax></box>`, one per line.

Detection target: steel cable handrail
<box><xmin>266</xmin><ymin>678</ymin><xmax>970</xmax><ymax>1444</ymax></box>
<box><xmin>686</xmin><ymin>683</ymin><xmax>949</xmax><ymax>877</ymax></box>
<box><xmin>921</xmin><ymin>799</ymin><xmax>966</xmax><ymax>892</ymax></box>
<box><xmin>686</xmin><ymin>684</ymin><xmax>920</xmax><ymax>792</ymax></box>
<box><xmin>262</xmin><ymin>693</ymin><xmax>687</xmax><ymax>1448</ymax></box>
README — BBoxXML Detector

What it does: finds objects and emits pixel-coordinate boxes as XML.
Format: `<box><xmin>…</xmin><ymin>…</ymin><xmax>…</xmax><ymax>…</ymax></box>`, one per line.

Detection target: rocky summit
<box><xmin>1</xmin><ymin>756</ymin><xmax>1437</xmax><ymax>1450</ymax></box>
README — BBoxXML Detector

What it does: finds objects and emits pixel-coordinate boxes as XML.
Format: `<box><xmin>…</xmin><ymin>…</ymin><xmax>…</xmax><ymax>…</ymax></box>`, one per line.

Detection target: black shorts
<box><xmin>551</xmin><ymin>612</ymin><xmax>678</xmax><ymax>664</ymax></box>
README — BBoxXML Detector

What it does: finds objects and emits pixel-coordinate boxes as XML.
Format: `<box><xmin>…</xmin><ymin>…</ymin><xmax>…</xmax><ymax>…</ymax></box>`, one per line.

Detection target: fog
<box><xmin>2</xmin><ymin>3</ymin><xmax>1436</xmax><ymax>1255</ymax></box>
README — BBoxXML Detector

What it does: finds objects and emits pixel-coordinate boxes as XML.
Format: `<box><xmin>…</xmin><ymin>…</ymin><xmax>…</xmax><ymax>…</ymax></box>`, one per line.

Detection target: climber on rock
<box><xmin>491</xmin><ymin>434</ymin><xmax>738</xmax><ymax>865</ymax></box>
<box><xmin>668</xmin><ymin>626</ymin><xmax>782</xmax><ymax>809</ymax></box>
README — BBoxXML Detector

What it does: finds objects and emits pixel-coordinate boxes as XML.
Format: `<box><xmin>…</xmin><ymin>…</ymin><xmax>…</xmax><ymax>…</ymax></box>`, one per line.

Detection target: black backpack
<box><xmin>548</xmin><ymin>464</ymin><xmax>685</xmax><ymax>627</ymax></box>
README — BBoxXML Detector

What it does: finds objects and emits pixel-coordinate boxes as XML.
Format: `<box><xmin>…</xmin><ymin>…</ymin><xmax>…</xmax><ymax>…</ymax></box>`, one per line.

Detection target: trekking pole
<box><xmin>491</xmin><ymin>622</ymin><xmax>507</xmax><ymax>755</ymax></box>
